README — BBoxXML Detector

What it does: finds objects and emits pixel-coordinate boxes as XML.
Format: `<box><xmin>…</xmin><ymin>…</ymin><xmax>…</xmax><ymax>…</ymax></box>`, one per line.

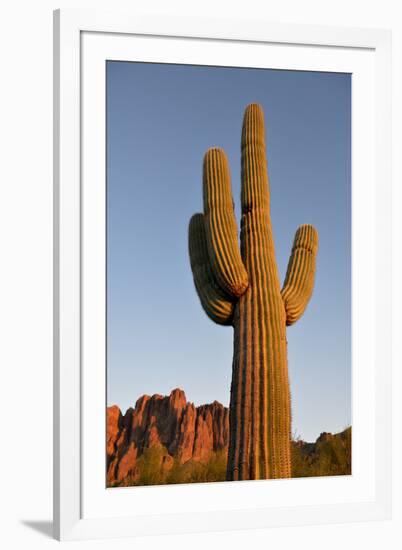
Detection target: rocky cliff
<box><xmin>107</xmin><ymin>388</ymin><xmax>351</xmax><ymax>486</ymax></box>
<box><xmin>107</xmin><ymin>388</ymin><xmax>229</xmax><ymax>486</ymax></box>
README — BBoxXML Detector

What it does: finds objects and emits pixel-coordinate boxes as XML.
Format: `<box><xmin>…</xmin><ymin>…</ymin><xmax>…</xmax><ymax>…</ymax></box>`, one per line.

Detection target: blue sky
<box><xmin>106</xmin><ymin>61</ymin><xmax>351</xmax><ymax>443</ymax></box>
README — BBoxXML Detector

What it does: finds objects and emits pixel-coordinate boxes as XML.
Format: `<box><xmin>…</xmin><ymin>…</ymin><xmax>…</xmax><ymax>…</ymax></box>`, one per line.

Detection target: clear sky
<box><xmin>106</xmin><ymin>61</ymin><xmax>351</xmax><ymax>443</ymax></box>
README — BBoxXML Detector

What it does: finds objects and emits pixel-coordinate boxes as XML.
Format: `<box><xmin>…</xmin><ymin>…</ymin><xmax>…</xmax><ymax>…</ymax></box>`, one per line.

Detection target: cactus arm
<box><xmin>281</xmin><ymin>224</ymin><xmax>319</xmax><ymax>326</ymax></box>
<box><xmin>189</xmin><ymin>103</ymin><xmax>318</xmax><ymax>482</ymax></box>
<box><xmin>203</xmin><ymin>148</ymin><xmax>249</xmax><ymax>298</ymax></box>
<box><xmin>188</xmin><ymin>213</ymin><xmax>235</xmax><ymax>326</ymax></box>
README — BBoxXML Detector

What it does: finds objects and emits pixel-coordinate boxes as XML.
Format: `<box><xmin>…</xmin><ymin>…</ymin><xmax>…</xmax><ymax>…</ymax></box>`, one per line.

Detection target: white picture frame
<box><xmin>53</xmin><ymin>8</ymin><xmax>392</xmax><ymax>541</ymax></box>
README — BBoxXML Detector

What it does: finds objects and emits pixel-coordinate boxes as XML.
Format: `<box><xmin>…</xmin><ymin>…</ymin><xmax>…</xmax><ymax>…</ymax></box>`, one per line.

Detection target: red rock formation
<box><xmin>106</xmin><ymin>405</ymin><xmax>121</xmax><ymax>461</ymax></box>
<box><xmin>106</xmin><ymin>389</ymin><xmax>229</xmax><ymax>486</ymax></box>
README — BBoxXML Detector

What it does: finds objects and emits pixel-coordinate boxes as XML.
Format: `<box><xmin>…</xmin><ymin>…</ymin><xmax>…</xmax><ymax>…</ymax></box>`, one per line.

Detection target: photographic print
<box><xmin>106</xmin><ymin>61</ymin><xmax>351</xmax><ymax>487</ymax></box>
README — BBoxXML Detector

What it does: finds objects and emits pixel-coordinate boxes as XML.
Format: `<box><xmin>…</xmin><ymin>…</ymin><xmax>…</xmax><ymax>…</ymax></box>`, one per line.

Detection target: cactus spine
<box><xmin>189</xmin><ymin>104</ymin><xmax>318</xmax><ymax>480</ymax></box>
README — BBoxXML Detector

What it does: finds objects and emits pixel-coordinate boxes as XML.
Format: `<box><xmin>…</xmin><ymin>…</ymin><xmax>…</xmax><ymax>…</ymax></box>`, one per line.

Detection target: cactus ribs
<box><xmin>188</xmin><ymin>104</ymin><xmax>318</xmax><ymax>481</ymax></box>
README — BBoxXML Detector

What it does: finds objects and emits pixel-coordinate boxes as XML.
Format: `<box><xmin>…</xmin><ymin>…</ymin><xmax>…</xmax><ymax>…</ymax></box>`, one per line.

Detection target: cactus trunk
<box><xmin>229</xmin><ymin>242</ymin><xmax>291</xmax><ymax>479</ymax></box>
<box><xmin>228</xmin><ymin>105</ymin><xmax>291</xmax><ymax>480</ymax></box>
<box><xmin>189</xmin><ymin>104</ymin><xmax>318</xmax><ymax>481</ymax></box>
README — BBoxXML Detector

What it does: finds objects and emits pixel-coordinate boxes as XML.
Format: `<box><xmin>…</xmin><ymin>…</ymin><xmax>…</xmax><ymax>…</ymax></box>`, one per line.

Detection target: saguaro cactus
<box><xmin>188</xmin><ymin>104</ymin><xmax>318</xmax><ymax>480</ymax></box>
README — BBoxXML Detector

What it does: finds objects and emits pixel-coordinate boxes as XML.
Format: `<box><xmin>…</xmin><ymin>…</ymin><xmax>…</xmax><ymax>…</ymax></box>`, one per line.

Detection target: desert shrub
<box><xmin>113</xmin><ymin>429</ymin><xmax>351</xmax><ymax>486</ymax></box>
<box><xmin>292</xmin><ymin>427</ymin><xmax>351</xmax><ymax>478</ymax></box>
<box><xmin>116</xmin><ymin>446</ymin><xmax>227</xmax><ymax>487</ymax></box>
<box><xmin>165</xmin><ymin>449</ymin><xmax>227</xmax><ymax>485</ymax></box>
<box><xmin>117</xmin><ymin>444</ymin><xmax>169</xmax><ymax>487</ymax></box>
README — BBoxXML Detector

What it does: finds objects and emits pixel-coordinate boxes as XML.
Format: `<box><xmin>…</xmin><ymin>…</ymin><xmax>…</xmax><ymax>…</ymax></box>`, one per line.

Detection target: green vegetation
<box><xmin>111</xmin><ymin>428</ymin><xmax>351</xmax><ymax>487</ymax></box>
<box><xmin>134</xmin><ymin>445</ymin><xmax>168</xmax><ymax>486</ymax></box>
<box><xmin>291</xmin><ymin>427</ymin><xmax>352</xmax><ymax>478</ymax></box>
<box><xmin>113</xmin><ymin>445</ymin><xmax>227</xmax><ymax>487</ymax></box>
<box><xmin>166</xmin><ymin>449</ymin><xmax>227</xmax><ymax>485</ymax></box>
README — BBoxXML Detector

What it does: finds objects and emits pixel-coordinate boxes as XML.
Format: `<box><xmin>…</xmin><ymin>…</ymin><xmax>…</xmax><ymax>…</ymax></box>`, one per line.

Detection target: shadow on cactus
<box><xmin>188</xmin><ymin>104</ymin><xmax>318</xmax><ymax>481</ymax></box>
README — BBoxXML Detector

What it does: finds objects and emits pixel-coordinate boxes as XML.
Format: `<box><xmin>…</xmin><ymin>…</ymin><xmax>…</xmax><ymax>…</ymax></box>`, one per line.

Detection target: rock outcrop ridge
<box><xmin>107</xmin><ymin>389</ymin><xmax>229</xmax><ymax>486</ymax></box>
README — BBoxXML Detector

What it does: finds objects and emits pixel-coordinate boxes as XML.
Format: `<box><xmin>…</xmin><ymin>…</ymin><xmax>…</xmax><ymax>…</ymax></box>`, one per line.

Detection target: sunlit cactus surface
<box><xmin>189</xmin><ymin>104</ymin><xmax>318</xmax><ymax>480</ymax></box>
